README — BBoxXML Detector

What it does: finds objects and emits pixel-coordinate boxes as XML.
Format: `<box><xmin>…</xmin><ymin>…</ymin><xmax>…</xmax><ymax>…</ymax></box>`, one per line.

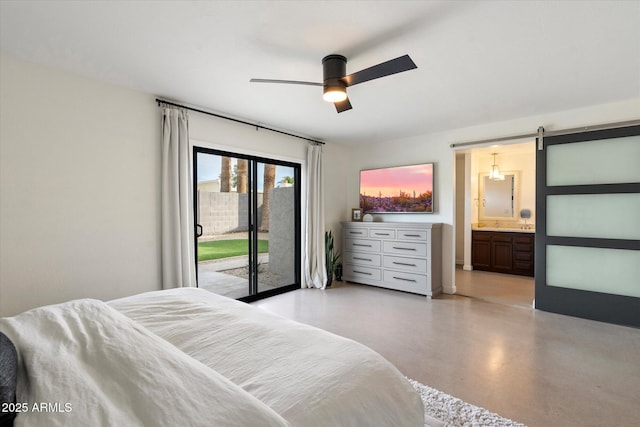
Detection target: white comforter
<box><xmin>109</xmin><ymin>288</ymin><xmax>424</xmax><ymax>427</ymax></box>
<box><xmin>0</xmin><ymin>299</ymin><xmax>289</xmax><ymax>427</ymax></box>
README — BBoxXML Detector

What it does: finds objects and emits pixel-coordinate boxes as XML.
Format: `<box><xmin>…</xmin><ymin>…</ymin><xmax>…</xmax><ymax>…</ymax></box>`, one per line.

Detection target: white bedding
<box><xmin>109</xmin><ymin>288</ymin><xmax>424</xmax><ymax>426</ymax></box>
<box><xmin>0</xmin><ymin>299</ymin><xmax>289</xmax><ymax>427</ymax></box>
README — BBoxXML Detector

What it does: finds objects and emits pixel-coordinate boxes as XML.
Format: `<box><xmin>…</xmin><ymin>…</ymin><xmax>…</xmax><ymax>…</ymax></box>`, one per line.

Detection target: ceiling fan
<box><xmin>250</xmin><ymin>54</ymin><xmax>417</xmax><ymax>113</ymax></box>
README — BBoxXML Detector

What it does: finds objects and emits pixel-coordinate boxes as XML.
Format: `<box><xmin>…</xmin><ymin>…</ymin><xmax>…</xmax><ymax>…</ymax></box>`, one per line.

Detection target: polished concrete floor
<box><xmin>253</xmin><ymin>282</ymin><xmax>640</xmax><ymax>427</ymax></box>
<box><xmin>454</xmin><ymin>267</ymin><xmax>534</xmax><ymax>308</ymax></box>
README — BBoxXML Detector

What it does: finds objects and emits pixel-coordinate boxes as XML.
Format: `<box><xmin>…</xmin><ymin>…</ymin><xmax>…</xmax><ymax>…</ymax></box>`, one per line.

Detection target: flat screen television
<box><xmin>359</xmin><ymin>163</ymin><xmax>434</xmax><ymax>214</ymax></box>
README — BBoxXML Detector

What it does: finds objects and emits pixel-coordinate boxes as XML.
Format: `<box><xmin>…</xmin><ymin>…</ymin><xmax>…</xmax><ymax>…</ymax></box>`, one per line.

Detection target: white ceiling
<box><xmin>1</xmin><ymin>1</ymin><xmax>639</xmax><ymax>145</ymax></box>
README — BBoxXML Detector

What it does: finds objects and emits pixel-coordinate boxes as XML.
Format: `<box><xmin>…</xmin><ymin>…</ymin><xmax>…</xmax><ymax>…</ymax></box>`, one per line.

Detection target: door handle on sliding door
<box><xmin>196</xmin><ymin>224</ymin><xmax>203</xmax><ymax>238</ymax></box>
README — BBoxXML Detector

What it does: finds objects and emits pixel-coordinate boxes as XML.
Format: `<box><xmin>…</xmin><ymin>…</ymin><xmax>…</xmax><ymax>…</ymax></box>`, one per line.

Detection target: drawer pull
<box><xmin>353</xmin><ymin>243</ymin><xmax>373</xmax><ymax>247</ymax></box>
<box><xmin>393</xmin><ymin>246</ymin><xmax>416</xmax><ymax>251</ymax></box>
<box><xmin>393</xmin><ymin>276</ymin><xmax>417</xmax><ymax>283</ymax></box>
<box><xmin>404</xmin><ymin>234</ymin><xmax>421</xmax><ymax>237</ymax></box>
<box><xmin>354</xmin><ymin>257</ymin><xmax>372</xmax><ymax>261</ymax></box>
<box><xmin>349</xmin><ymin>231</ymin><xmax>364</xmax><ymax>235</ymax></box>
<box><xmin>354</xmin><ymin>270</ymin><xmax>372</xmax><ymax>275</ymax></box>
<box><xmin>375</xmin><ymin>233</ymin><xmax>390</xmax><ymax>236</ymax></box>
<box><xmin>393</xmin><ymin>261</ymin><xmax>416</xmax><ymax>267</ymax></box>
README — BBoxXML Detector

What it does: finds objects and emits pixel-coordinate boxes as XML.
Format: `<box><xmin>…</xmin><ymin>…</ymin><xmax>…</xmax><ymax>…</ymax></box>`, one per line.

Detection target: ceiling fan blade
<box><xmin>250</xmin><ymin>78</ymin><xmax>322</xmax><ymax>86</ymax></box>
<box><xmin>343</xmin><ymin>54</ymin><xmax>417</xmax><ymax>87</ymax></box>
<box><xmin>334</xmin><ymin>97</ymin><xmax>352</xmax><ymax>113</ymax></box>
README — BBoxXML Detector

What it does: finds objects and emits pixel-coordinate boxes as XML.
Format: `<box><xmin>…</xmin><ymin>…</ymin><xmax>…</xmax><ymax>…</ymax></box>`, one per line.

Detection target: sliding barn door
<box><xmin>535</xmin><ymin>125</ymin><xmax>640</xmax><ymax>327</ymax></box>
<box><xmin>193</xmin><ymin>147</ymin><xmax>301</xmax><ymax>301</ymax></box>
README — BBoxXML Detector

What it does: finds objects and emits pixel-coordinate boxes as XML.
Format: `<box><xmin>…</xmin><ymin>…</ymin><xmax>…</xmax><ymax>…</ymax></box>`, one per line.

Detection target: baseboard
<box><xmin>442</xmin><ymin>285</ymin><xmax>456</xmax><ymax>294</ymax></box>
<box><xmin>462</xmin><ymin>264</ymin><xmax>473</xmax><ymax>271</ymax></box>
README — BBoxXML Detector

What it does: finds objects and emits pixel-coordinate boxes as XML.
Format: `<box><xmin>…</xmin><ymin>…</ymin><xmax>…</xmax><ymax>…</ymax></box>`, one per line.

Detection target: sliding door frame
<box><xmin>193</xmin><ymin>146</ymin><xmax>301</xmax><ymax>302</ymax></box>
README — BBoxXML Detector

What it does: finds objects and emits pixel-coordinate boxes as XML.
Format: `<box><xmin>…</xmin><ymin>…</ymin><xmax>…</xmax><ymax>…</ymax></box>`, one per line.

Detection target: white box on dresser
<box><xmin>341</xmin><ymin>222</ymin><xmax>443</xmax><ymax>298</ymax></box>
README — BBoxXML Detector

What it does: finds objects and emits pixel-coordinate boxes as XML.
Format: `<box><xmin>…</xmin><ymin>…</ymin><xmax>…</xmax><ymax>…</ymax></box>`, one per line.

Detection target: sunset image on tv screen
<box><xmin>360</xmin><ymin>163</ymin><xmax>433</xmax><ymax>213</ymax></box>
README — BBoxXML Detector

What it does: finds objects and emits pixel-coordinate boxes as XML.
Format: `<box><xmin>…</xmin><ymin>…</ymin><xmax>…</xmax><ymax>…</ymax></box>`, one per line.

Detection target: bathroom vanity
<box><xmin>472</xmin><ymin>168</ymin><xmax>535</xmax><ymax>276</ymax></box>
<box><xmin>471</xmin><ymin>228</ymin><xmax>534</xmax><ymax>277</ymax></box>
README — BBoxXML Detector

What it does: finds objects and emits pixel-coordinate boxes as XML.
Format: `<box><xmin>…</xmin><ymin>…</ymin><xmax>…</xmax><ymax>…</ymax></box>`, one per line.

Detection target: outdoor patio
<box><xmin>197</xmin><ymin>254</ymin><xmax>288</xmax><ymax>299</ymax></box>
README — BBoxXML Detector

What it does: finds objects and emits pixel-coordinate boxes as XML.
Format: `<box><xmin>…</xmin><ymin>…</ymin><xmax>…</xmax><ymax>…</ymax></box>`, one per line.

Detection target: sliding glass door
<box><xmin>193</xmin><ymin>147</ymin><xmax>300</xmax><ymax>301</ymax></box>
<box><xmin>535</xmin><ymin>125</ymin><xmax>640</xmax><ymax>327</ymax></box>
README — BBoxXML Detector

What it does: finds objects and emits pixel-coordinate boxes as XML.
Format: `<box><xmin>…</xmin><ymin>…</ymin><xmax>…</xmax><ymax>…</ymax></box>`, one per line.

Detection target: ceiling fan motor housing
<box><xmin>322</xmin><ymin>54</ymin><xmax>347</xmax><ymax>93</ymax></box>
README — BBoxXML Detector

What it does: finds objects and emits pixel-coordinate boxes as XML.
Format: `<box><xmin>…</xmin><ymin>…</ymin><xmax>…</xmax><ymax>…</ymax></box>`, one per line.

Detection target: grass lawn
<box><xmin>198</xmin><ymin>239</ymin><xmax>268</xmax><ymax>262</ymax></box>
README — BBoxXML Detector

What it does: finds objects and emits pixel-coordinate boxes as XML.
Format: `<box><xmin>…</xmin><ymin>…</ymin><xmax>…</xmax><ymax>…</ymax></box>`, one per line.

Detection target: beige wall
<box><xmin>0</xmin><ymin>56</ymin><xmax>162</xmax><ymax>316</ymax></box>
<box><xmin>455</xmin><ymin>154</ymin><xmax>466</xmax><ymax>265</ymax></box>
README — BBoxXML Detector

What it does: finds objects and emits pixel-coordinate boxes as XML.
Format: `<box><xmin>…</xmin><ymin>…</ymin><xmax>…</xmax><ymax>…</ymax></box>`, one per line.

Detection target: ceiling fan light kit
<box><xmin>322</xmin><ymin>54</ymin><xmax>348</xmax><ymax>102</ymax></box>
<box><xmin>251</xmin><ymin>53</ymin><xmax>417</xmax><ymax>113</ymax></box>
<box><xmin>323</xmin><ymin>86</ymin><xmax>347</xmax><ymax>103</ymax></box>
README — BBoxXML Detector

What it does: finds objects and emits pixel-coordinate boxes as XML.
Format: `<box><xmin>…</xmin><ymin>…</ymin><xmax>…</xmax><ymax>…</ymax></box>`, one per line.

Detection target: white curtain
<box><xmin>303</xmin><ymin>143</ymin><xmax>327</xmax><ymax>289</ymax></box>
<box><xmin>161</xmin><ymin>107</ymin><xmax>196</xmax><ymax>289</ymax></box>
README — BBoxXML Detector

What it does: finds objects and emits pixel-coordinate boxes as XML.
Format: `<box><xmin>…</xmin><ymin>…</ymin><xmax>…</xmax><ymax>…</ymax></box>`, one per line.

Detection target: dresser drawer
<box><xmin>514</xmin><ymin>243</ymin><xmax>533</xmax><ymax>252</ymax></box>
<box><xmin>514</xmin><ymin>251</ymin><xmax>533</xmax><ymax>262</ymax></box>
<box><xmin>369</xmin><ymin>229</ymin><xmax>396</xmax><ymax>239</ymax></box>
<box><xmin>493</xmin><ymin>233</ymin><xmax>513</xmax><ymax>243</ymax></box>
<box><xmin>383</xmin><ymin>255</ymin><xmax>427</xmax><ymax>273</ymax></box>
<box><xmin>383</xmin><ymin>240</ymin><xmax>427</xmax><ymax>257</ymax></box>
<box><xmin>344</xmin><ymin>228</ymin><xmax>368</xmax><ymax>238</ymax></box>
<box><xmin>397</xmin><ymin>229</ymin><xmax>428</xmax><ymax>241</ymax></box>
<box><xmin>345</xmin><ymin>238</ymin><xmax>381</xmax><ymax>253</ymax></box>
<box><xmin>514</xmin><ymin>261</ymin><xmax>533</xmax><ymax>271</ymax></box>
<box><xmin>344</xmin><ymin>264</ymin><xmax>382</xmax><ymax>281</ymax></box>
<box><xmin>472</xmin><ymin>230</ymin><xmax>492</xmax><ymax>241</ymax></box>
<box><xmin>344</xmin><ymin>251</ymin><xmax>381</xmax><ymax>267</ymax></box>
<box><xmin>383</xmin><ymin>270</ymin><xmax>427</xmax><ymax>289</ymax></box>
<box><xmin>514</xmin><ymin>234</ymin><xmax>534</xmax><ymax>244</ymax></box>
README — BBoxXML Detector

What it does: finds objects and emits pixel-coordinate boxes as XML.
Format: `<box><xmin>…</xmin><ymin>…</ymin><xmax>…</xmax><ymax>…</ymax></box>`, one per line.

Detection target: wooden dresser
<box><xmin>341</xmin><ymin>222</ymin><xmax>442</xmax><ymax>297</ymax></box>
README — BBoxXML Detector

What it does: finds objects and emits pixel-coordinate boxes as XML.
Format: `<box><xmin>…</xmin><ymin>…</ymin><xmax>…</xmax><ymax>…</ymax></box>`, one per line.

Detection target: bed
<box><xmin>1</xmin><ymin>288</ymin><xmax>424</xmax><ymax>426</ymax></box>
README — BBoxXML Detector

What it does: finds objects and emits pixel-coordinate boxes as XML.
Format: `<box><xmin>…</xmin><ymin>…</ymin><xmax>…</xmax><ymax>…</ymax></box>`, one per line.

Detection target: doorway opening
<box><xmin>454</xmin><ymin>141</ymin><xmax>536</xmax><ymax>308</ymax></box>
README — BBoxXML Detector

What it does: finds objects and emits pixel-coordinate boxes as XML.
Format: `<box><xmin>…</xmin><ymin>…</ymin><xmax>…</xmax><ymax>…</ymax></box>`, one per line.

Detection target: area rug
<box><xmin>408</xmin><ymin>378</ymin><xmax>526</xmax><ymax>427</ymax></box>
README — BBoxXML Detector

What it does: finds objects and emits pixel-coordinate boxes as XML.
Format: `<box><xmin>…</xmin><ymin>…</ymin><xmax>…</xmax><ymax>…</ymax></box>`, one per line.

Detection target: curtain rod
<box><xmin>156</xmin><ymin>98</ymin><xmax>325</xmax><ymax>145</ymax></box>
<box><xmin>450</xmin><ymin>118</ymin><xmax>640</xmax><ymax>149</ymax></box>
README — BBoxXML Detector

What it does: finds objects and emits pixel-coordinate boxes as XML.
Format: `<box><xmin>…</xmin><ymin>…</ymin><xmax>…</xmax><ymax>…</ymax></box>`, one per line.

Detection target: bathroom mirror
<box><xmin>479</xmin><ymin>171</ymin><xmax>519</xmax><ymax>220</ymax></box>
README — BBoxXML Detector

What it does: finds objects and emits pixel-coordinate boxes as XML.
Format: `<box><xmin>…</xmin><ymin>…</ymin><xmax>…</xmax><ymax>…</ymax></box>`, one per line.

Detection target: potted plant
<box><xmin>325</xmin><ymin>230</ymin><xmax>341</xmax><ymax>287</ymax></box>
<box><xmin>334</xmin><ymin>262</ymin><xmax>343</xmax><ymax>282</ymax></box>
